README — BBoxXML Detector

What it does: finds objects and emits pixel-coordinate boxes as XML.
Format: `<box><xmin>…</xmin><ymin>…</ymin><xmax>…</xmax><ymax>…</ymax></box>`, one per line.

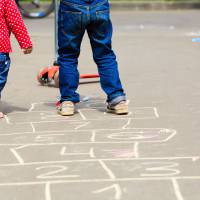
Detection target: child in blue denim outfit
<box><xmin>57</xmin><ymin>0</ymin><xmax>128</xmax><ymax>116</ymax></box>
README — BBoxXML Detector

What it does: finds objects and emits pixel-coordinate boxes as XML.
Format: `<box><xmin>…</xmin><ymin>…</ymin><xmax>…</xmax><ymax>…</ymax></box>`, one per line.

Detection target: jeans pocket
<box><xmin>61</xmin><ymin>10</ymin><xmax>82</xmax><ymax>35</ymax></box>
<box><xmin>95</xmin><ymin>10</ymin><xmax>110</xmax><ymax>36</ymax></box>
<box><xmin>0</xmin><ymin>54</ymin><xmax>9</xmax><ymax>70</ymax></box>
<box><xmin>0</xmin><ymin>54</ymin><xmax>7</xmax><ymax>66</ymax></box>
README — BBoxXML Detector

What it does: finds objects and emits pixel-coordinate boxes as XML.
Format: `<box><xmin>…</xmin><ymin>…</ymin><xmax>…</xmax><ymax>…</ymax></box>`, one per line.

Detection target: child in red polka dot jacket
<box><xmin>0</xmin><ymin>0</ymin><xmax>32</xmax><ymax>118</ymax></box>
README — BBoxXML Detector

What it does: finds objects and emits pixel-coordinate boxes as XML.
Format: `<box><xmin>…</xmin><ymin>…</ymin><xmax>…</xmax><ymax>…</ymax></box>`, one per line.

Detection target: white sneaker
<box><xmin>57</xmin><ymin>101</ymin><xmax>75</xmax><ymax>116</ymax></box>
<box><xmin>107</xmin><ymin>101</ymin><xmax>128</xmax><ymax>115</ymax></box>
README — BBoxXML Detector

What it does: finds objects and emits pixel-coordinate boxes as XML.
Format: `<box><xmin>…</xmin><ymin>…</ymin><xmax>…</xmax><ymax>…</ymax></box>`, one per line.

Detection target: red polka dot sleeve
<box><xmin>4</xmin><ymin>0</ymin><xmax>32</xmax><ymax>51</ymax></box>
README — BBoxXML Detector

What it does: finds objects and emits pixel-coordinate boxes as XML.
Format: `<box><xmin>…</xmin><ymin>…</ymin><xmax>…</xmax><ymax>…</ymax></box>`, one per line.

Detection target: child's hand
<box><xmin>22</xmin><ymin>47</ymin><xmax>33</xmax><ymax>54</ymax></box>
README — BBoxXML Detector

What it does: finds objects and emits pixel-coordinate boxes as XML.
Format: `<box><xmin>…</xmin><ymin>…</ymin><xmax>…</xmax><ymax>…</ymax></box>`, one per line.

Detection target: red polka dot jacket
<box><xmin>0</xmin><ymin>0</ymin><xmax>32</xmax><ymax>53</ymax></box>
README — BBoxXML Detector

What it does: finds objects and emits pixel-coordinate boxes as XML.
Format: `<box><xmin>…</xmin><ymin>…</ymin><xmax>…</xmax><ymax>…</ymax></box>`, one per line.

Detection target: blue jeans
<box><xmin>0</xmin><ymin>53</ymin><xmax>10</xmax><ymax>99</ymax></box>
<box><xmin>57</xmin><ymin>0</ymin><xmax>126</xmax><ymax>104</ymax></box>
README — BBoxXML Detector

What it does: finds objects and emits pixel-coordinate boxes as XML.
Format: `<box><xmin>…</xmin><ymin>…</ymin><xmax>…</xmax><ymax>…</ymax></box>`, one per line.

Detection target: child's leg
<box><xmin>57</xmin><ymin>2</ymin><xmax>85</xmax><ymax>103</ymax></box>
<box><xmin>0</xmin><ymin>53</ymin><xmax>11</xmax><ymax>117</ymax></box>
<box><xmin>87</xmin><ymin>1</ymin><xmax>126</xmax><ymax>105</ymax></box>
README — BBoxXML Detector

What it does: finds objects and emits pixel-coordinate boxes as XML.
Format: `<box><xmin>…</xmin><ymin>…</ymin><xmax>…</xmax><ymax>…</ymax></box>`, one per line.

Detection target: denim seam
<box><xmin>108</xmin><ymin>95</ymin><xmax>126</xmax><ymax>106</ymax></box>
<box><xmin>61</xmin><ymin>0</ymin><xmax>108</xmax><ymax>9</ymax></box>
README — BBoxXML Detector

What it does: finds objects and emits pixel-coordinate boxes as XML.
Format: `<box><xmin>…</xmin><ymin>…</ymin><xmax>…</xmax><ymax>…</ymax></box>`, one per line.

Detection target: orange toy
<box><xmin>37</xmin><ymin>66</ymin><xmax>99</xmax><ymax>87</ymax></box>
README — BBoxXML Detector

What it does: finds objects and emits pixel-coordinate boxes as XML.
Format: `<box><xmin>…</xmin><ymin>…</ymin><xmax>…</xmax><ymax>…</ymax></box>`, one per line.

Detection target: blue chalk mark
<box><xmin>192</xmin><ymin>38</ymin><xmax>200</xmax><ymax>42</ymax></box>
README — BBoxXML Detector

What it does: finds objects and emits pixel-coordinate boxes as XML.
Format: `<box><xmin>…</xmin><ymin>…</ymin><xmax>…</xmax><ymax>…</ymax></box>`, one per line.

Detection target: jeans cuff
<box><xmin>108</xmin><ymin>95</ymin><xmax>126</xmax><ymax>106</ymax></box>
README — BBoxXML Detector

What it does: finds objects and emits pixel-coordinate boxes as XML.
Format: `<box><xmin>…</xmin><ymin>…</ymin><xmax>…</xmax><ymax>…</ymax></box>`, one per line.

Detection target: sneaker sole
<box><xmin>107</xmin><ymin>108</ymin><xmax>129</xmax><ymax>115</ymax></box>
<box><xmin>57</xmin><ymin>109</ymin><xmax>74</xmax><ymax>116</ymax></box>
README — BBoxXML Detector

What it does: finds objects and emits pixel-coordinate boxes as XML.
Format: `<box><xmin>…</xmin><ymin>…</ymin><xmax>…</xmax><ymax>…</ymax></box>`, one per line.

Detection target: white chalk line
<box><xmin>0</xmin><ymin>131</ymin><xmax>33</xmax><ymax>136</ymax></box>
<box><xmin>11</xmin><ymin>106</ymin><xmax>157</xmax><ymax>114</ymax></box>
<box><xmin>9</xmin><ymin>144</ymin><xmax>31</xmax><ymax>164</ymax></box>
<box><xmin>13</xmin><ymin>116</ymin><xmax>158</xmax><ymax>125</ymax></box>
<box><xmin>14</xmin><ymin>106</ymin><xmax>156</xmax><ymax>114</ymax></box>
<box><xmin>41</xmin><ymin>115</ymin><xmax>64</xmax><ymax>120</ymax></box>
<box><xmin>45</xmin><ymin>182</ymin><xmax>52</xmax><ymax>200</ymax></box>
<box><xmin>77</xmin><ymin>109</ymin><xmax>87</xmax><ymax>120</ymax></box>
<box><xmin>0</xmin><ymin>128</ymin><xmax>177</xmax><ymax>146</ymax></box>
<box><xmin>74</xmin><ymin>121</ymin><xmax>90</xmax><ymax>130</ymax></box>
<box><xmin>172</xmin><ymin>178</ymin><xmax>184</xmax><ymax>200</ymax></box>
<box><xmin>0</xmin><ymin>156</ymin><xmax>198</xmax><ymax>167</ymax></box>
<box><xmin>10</xmin><ymin>148</ymin><xmax>24</xmax><ymax>164</ymax></box>
<box><xmin>4</xmin><ymin>115</ymin><xmax>11</xmax><ymax>124</ymax></box>
<box><xmin>0</xmin><ymin>127</ymin><xmax>175</xmax><ymax>136</ymax></box>
<box><xmin>30</xmin><ymin>122</ymin><xmax>36</xmax><ymax>133</ymax></box>
<box><xmin>60</xmin><ymin>147</ymin><xmax>95</xmax><ymax>158</ymax></box>
<box><xmin>34</xmin><ymin>134</ymin><xmax>65</xmax><ymax>142</ymax></box>
<box><xmin>93</xmin><ymin>184</ymin><xmax>122</xmax><ymax>200</ymax></box>
<box><xmin>90</xmin><ymin>130</ymin><xmax>96</xmax><ymax>142</ymax></box>
<box><xmin>90</xmin><ymin>148</ymin><xmax>96</xmax><ymax>158</ymax></box>
<box><xmin>24</xmin><ymin>102</ymin><xmax>156</xmax><ymax>115</ymax></box>
<box><xmin>36</xmin><ymin>165</ymin><xmax>79</xmax><ymax>179</ymax></box>
<box><xmin>153</xmin><ymin>107</ymin><xmax>159</xmax><ymax>118</ymax></box>
<box><xmin>9</xmin><ymin>106</ymin><xmax>159</xmax><ymax>125</ymax></box>
<box><xmin>161</xmin><ymin>130</ymin><xmax>177</xmax><ymax>142</ymax></box>
<box><xmin>122</xmin><ymin>118</ymin><xmax>131</xmax><ymax>129</ymax></box>
<box><xmin>133</xmin><ymin>142</ymin><xmax>139</xmax><ymax>158</ymax></box>
<box><xmin>0</xmin><ymin>177</ymin><xmax>200</xmax><ymax>187</ymax></box>
<box><xmin>28</xmin><ymin>103</ymin><xmax>35</xmax><ymax>112</ymax></box>
<box><xmin>28</xmin><ymin>102</ymin><xmax>54</xmax><ymax>112</ymax></box>
<box><xmin>140</xmin><ymin>162</ymin><xmax>180</xmax><ymax>177</ymax></box>
<box><xmin>0</xmin><ymin>137</ymin><xmax>177</xmax><ymax>146</ymax></box>
<box><xmin>98</xmin><ymin>160</ymin><xmax>116</xmax><ymax>179</ymax></box>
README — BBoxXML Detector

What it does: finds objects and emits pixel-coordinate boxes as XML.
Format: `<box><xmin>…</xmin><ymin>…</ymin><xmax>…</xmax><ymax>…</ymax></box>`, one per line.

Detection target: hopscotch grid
<box><xmin>1</xmin><ymin>103</ymin><xmax>193</xmax><ymax>200</ymax></box>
